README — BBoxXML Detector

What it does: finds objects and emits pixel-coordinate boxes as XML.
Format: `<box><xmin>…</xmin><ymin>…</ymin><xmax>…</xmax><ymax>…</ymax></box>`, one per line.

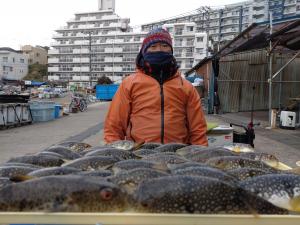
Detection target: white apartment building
<box><xmin>142</xmin><ymin>0</ymin><xmax>300</xmax><ymax>46</ymax></box>
<box><xmin>0</xmin><ymin>47</ymin><xmax>28</xmax><ymax>81</ymax></box>
<box><xmin>48</xmin><ymin>0</ymin><xmax>146</xmax><ymax>86</ymax></box>
<box><xmin>163</xmin><ymin>23</ymin><xmax>208</xmax><ymax>74</ymax></box>
<box><xmin>48</xmin><ymin>0</ymin><xmax>209</xmax><ymax>84</ymax></box>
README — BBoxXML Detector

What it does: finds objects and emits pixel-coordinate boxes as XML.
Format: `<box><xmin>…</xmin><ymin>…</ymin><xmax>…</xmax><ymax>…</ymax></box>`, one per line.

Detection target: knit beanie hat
<box><xmin>141</xmin><ymin>28</ymin><xmax>173</xmax><ymax>54</ymax></box>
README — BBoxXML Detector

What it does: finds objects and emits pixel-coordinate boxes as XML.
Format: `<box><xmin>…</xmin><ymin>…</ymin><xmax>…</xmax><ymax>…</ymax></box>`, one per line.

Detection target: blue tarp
<box><xmin>30</xmin><ymin>81</ymin><xmax>46</xmax><ymax>86</ymax></box>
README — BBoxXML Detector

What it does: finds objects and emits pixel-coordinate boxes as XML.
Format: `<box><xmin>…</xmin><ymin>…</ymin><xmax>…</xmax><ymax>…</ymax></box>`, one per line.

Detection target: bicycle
<box><xmin>69</xmin><ymin>94</ymin><xmax>87</xmax><ymax>112</ymax></box>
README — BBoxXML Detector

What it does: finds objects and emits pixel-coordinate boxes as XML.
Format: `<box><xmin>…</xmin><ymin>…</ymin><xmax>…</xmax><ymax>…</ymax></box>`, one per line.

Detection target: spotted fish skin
<box><xmin>0</xmin><ymin>175</ymin><xmax>128</xmax><ymax>212</ymax></box>
<box><xmin>228</xmin><ymin>168</ymin><xmax>273</xmax><ymax>181</ymax></box>
<box><xmin>44</xmin><ymin>146</ymin><xmax>81</xmax><ymax>160</ymax></box>
<box><xmin>62</xmin><ymin>156</ymin><xmax>119</xmax><ymax>171</ymax></box>
<box><xmin>0</xmin><ymin>178</ymin><xmax>12</xmax><ymax>189</ymax></box>
<box><xmin>106</xmin><ymin>140</ymin><xmax>135</xmax><ymax>151</ymax></box>
<box><xmin>205</xmin><ymin>156</ymin><xmax>278</xmax><ymax>172</ymax></box>
<box><xmin>154</xmin><ymin>143</ymin><xmax>187</xmax><ymax>153</ymax></box>
<box><xmin>134</xmin><ymin>149</ymin><xmax>158</xmax><ymax>157</ymax></box>
<box><xmin>108</xmin><ymin>168</ymin><xmax>169</xmax><ymax>193</ymax></box>
<box><xmin>85</xmin><ymin>148</ymin><xmax>139</xmax><ymax>160</ymax></box>
<box><xmin>134</xmin><ymin>175</ymin><xmax>287</xmax><ymax>214</ymax></box>
<box><xmin>0</xmin><ymin>166</ymin><xmax>37</xmax><ymax>178</ymax></box>
<box><xmin>171</xmin><ymin>167</ymin><xmax>237</xmax><ymax>184</ymax></box>
<box><xmin>7</xmin><ymin>155</ymin><xmax>64</xmax><ymax>167</ymax></box>
<box><xmin>143</xmin><ymin>153</ymin><xmax>188</xmax><ymax>164</ymax></box>
<box><xmin>112</xmin><ymin>160</ymin><xmax>168</xmax><ymax>174</ymax></box>
<box><xmin>27</xmin><ymin>167</ymin><xmax>81</xmax><ymax>177</ymax></box>
<box><xmin>185</xmin><ymin>149</ymin><xmax>236</xmax><ymax>163</ymax></box>
<box><xmin>239</xmin><ymin>174</ymin><xmax>300</xmax><ymax>211</ymax></box>
<box><xmin>140</xmin><ymin>143</ymin><xmax>161</xmax><ymax>149</ymax></box>
<box><xmin>176</xmin><ymin>145</ymin><xmax>209</xmax><ymax>156</ymax></box>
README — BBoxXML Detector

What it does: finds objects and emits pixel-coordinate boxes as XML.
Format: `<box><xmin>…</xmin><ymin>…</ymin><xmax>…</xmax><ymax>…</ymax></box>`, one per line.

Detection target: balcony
<box><xmin>284</xmin><ymin>0</ymin><xmax>296</xmax><ymax>6</ymax></box>
<box><xmin>73</xmin><ymin>49</ymin><xmax>89</xmax><ymax>54</ymax></box>
<box><xmin>48</xmin><ymin>75</ymin><xmax>60</xmax><ymax>81</ymax></box>
<box><xmin>73</xmin><ymin>58</ymin><xmax>89</xmax><ymax>63</ymax></box>
<box><xmin>48</xmin><ymin>49</ymin><xmax>59</xmax><ymax>55</ymax></box>
<box><xmin>48</xmin><ymin>67</ymin><xmax>59</xmax><ymax>72</ymax></box>
<box><xmin>73</xmin><ymin>67</ymin><xmax>90</xmax><ymax>72</ymax></box>
<box><xmin>48</xmin><ymin>58</ymin><xmax>59</xmax><ymax>63</ymax></box>
<box><xmin>72</xmin><ymin>76</ymin><xmax>90</xmax><ymax>81</ymax></box>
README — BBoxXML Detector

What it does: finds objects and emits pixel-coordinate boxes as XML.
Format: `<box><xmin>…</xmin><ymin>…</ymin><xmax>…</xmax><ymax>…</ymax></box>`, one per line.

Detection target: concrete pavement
<box><xmin>0</xmin><ymin>102</ymin><xmax>108</xmax><ymax>164</ymax></box>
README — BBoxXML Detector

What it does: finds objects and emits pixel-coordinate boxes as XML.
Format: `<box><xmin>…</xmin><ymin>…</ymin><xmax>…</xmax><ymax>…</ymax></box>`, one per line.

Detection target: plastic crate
<box><xmin>54</xmin><ymin>105</ymin><xmax>62</xmax><ymax>118</ymax></box>
<box><xmin>96</xmin><ymin>84</ymin><xmax>119</xmax><ymax>100</ymax></box>
<box><xmin>29</xmin><ymin>101</ymin><xmax>55</xmax><ymax>122</ymax></box>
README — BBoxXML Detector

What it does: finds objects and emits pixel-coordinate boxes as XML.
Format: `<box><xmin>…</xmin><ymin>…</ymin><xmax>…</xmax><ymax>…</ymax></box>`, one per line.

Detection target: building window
<box><xmin>2</xmin><ymin>57</ymin><xmax>8</xmax><ymax>62</ymax></box>
<box><xmin>13</xmin><ymin>58</ymin><xmax>15</xmax><ymax>63</ymax></box>
<box><xmin>20</xmin><ymin>58</ymin><xmax>25</xmax><ymax>63</ymax></box>
<box><xmin>187</xmin><ymin>26</ymin><xmax>194</xmax><ymax>32</ymax></box>
<box><xmin>197</xmin><ymin>37</ymin><xmax>204</xmax><ymax>42</ymax></box>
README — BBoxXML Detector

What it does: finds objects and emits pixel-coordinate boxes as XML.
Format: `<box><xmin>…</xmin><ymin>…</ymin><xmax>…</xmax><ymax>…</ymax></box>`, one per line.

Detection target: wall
<box><xmin>217</xmin><ymin>49</ymin><xmax>300</xmax><ymax>112</ymax></box>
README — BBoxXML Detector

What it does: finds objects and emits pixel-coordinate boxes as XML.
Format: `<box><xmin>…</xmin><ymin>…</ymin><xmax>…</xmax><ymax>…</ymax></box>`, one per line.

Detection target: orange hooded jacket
<box><xmin>104</xmin><ymin>69</ymin><xmax>208</xmax><ymax>146</ymax></box>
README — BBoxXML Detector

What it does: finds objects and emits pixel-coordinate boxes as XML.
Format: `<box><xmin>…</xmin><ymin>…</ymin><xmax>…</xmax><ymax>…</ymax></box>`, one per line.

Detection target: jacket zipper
<box><xmin>160</xmin><ymin>70</ymin><xmax>164</xmax><ymax>144</ymax></box>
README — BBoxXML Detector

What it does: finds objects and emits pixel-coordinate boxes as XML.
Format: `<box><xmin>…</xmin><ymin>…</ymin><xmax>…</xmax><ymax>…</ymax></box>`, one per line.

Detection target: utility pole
<box><xmin>88</xmin><ymin>31</ymin><xmax>92</xmax><ymax>87</ymax></box>
<box><xmin>268</xmin><ymin>12</ymin><xmax>273</xmax><ymax>128</ymax></box>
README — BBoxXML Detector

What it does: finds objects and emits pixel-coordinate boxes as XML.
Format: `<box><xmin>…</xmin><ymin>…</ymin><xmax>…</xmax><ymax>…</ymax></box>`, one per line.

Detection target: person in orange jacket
<box><xmin>104</xmin><ymin>28</ymin><xmax>208</xmax><ymax>146</ymax></box>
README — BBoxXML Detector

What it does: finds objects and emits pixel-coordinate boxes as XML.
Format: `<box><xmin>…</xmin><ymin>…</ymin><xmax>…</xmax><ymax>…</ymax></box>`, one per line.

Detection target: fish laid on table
<box><xmin>206</xmin><ymin>156</ymin><xmax>279</xmax><ymax>172</ymax></box>
<box><xmin>184</xmin><ymin>148</ymin><xmax>237</xmax><ymax>163</ymax></box>
<box><xmin>57</xmin><ymin>141</ymin><xmax>92</xmax><ymax>153</ymax></box>
<box><xmin>134</xmin><ymin>175</ymin><xmax>288</xmax><ymax>214</ymax></box>
<box><xmin>44</xmin><ymin>146</ymin><xmax>82</xmax><ymax>160</ymax></box>
<box><xmin>176</xmin><ymin>145</ymin><xmax>209</xmax><ymax>156</ymax></box>
<box><xmin>239</xmin><ymin>174</ymin><xmax>300</xmax><ymax>212</ymax></box>
<box><xmin>111</xmin><ymin>159</ymin><xmax>168</xmax><ymax>174</ymax></box>
<box><xmin>134</xmin><ymin>149</ymin><xmax>158</xmax><ymax>157</ymax></box>
<box><xmin>85</xmin><ymin>148</ymin><xmax>140</xmax><ymax>160</ymax></box>
<box><xmin>0</xmin><ymin>175</ymin><xmax>128</xmax><ymax>212</ymax></box>
<box><xmin>7</xmin><ymin>155</ymin><xmax>64</xmax><ymax>167</ymax></box>
<box><xmin>143</xmin><ymin>153</ymin><xmax>188</xmax><ymax>164</ymax></box>
<box><xmin>239</xmin><ymin>152</ymin><xmax>279</xmax><ymax>168</ymax></box>
<box><xmin>108</xmin><ymin>168</ymin><xmax>169</xmax><ymax>194</ymax></box>
<box><xmin>154</xmin><ymin>143</ymin><xmax>187</xmax><ymax>153</ymax></box>
<box><xmin>62</xmin><ymin>156</ymin><xmax>119</xmax><ymax>171</ymax></box>
<box><xmin>223</xmin><ymin>143</ymin><xmax>254</xmax><ymax>153</ymax></box>
<box><xmin>171</xmin><ymin>166</ymin><xmax>237</xmax><ymax>184</ymax></box>
<box><xmin>0</xmin><ymin>166</ymin><xmax>37</xmax><ymax>178</ymax></box>
<box><xmin>139</xmin><ymin>143</ymin><xmax>161</xmax><ymax>149</ymax></box>
<box><xmin>27</xmin><ymin>166</ymin><xmax>82</xmax><ymax>177</ymax></box>
<box><xmin>105</xmin><ymin>140</ymin><xmax>137</xmax><ymax>151</ymax></box>
<box><xmin>76</xmin><ymin>170</ymin><xmax>112</xmax><ymax>177</ymax></box>
<box><xmin>227</xmin><ymin>167</ymin><xmax>274</xmax><ymax>181</ymax></box>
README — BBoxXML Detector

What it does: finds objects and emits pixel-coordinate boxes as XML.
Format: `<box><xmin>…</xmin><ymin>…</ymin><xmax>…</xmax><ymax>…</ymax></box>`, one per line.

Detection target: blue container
<box><xmin>96</xmin><ymin>84</ymin><xmax>119</xmax><ymax>100</ymax></box>
<box><xmin>54</xmin><ymin>105</ymin><xmax>61</xmax><ymax>118</ymax></box>
<box><xmin>29</xmin><ymin>101</ymin><xmax>55</xmax><ymax>122</ymax></box>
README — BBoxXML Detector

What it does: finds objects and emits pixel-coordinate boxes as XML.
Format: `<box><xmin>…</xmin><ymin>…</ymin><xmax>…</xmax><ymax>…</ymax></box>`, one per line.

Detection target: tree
<box><xmin>97</xmin><ymin>75</ymin><xmax>113</xmax><ymax>84</ymax></box>
<box><xmin>23</xmin><ymin>63</ymin><xmax>48</xmax><ymax>81</ymax></box>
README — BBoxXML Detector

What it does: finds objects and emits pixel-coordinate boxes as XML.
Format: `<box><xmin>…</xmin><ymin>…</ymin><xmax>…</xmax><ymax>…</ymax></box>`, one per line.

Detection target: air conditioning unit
<box><xmin>280</xmin><ymin>111</ymin><xmax>296</xmax><ymax>129</ymax></box>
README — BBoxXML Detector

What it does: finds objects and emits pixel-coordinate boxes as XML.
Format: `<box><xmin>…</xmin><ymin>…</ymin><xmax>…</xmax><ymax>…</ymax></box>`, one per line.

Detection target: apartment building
<box><xmin>48</xmin><ymin>0</ymin><xmax>146</xmax><ymax>86</ymax></box>
<box><xmin>48</xmin><ymin>0</ymin><xmax>209</xmax><ymax>84</ymax></box>
<box><xmin>0</xmin><ymin>47</ymin><xmax>28</xmax><ymax>80</ymax></box>
<box><xmin>21</xmin><ymin>45</ymin><xmax>48</xmax><ymax>65</ymax></box>
<box><xmin>142</xmin><ymin>0</ymin><xmax>300</xmax><ymax>45</ymax></box>
<box><xmin>163</xmin><ymin>23</ymin><xmax>208</xmax><ymax>74</ymax></box>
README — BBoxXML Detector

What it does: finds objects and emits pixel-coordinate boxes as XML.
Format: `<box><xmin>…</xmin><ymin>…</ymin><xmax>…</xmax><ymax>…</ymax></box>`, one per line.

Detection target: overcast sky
<box><xmin>0</xmin><ymin>0</ymin><xmax>244</xmax><ymax>49</ymax></box>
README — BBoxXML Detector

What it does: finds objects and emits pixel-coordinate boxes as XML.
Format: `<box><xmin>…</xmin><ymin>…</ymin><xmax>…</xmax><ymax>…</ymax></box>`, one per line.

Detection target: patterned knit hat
<box><xmin>141</xmin><ymin>28</ymin><xmax>173</xmax><ymax>54</ymax></box>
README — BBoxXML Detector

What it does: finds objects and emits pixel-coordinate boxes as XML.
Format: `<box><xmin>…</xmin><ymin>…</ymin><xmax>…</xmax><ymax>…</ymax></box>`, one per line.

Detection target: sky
<box><xmin>0</xmin><ymin>0</ymin><xmax>244</xmax><ymax>49</ymax></box>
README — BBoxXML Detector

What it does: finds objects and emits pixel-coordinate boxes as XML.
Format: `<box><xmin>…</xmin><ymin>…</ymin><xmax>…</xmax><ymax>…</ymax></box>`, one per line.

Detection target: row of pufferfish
<box><xmin>0</xmin><ymin>141</ymin><xmax>300</xmax><ymax>214</ymax></box>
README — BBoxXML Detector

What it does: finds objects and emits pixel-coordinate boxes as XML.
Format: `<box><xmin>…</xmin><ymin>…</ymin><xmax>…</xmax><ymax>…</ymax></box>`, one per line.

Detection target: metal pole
<box><xmin>268</xmin><ymin>12</ymin><xmax>273</xmax><ymax>127</ymax></box>
<box><xmin>89</xmin><ymin>32</ymin><xmax>92</xmax><ymax>87</ymax></box>
<box><xmin>278</xmin><ymin>57</ymin><xmax>282</xmax><ymax>110</ymax></box>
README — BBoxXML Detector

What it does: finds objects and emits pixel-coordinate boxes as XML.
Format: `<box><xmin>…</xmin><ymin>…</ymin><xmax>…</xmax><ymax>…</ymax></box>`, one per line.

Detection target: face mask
<box><xmin>142</xmin><ymin>51</ymin><xmax>178</xmax><ymax>83</ymax></box>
